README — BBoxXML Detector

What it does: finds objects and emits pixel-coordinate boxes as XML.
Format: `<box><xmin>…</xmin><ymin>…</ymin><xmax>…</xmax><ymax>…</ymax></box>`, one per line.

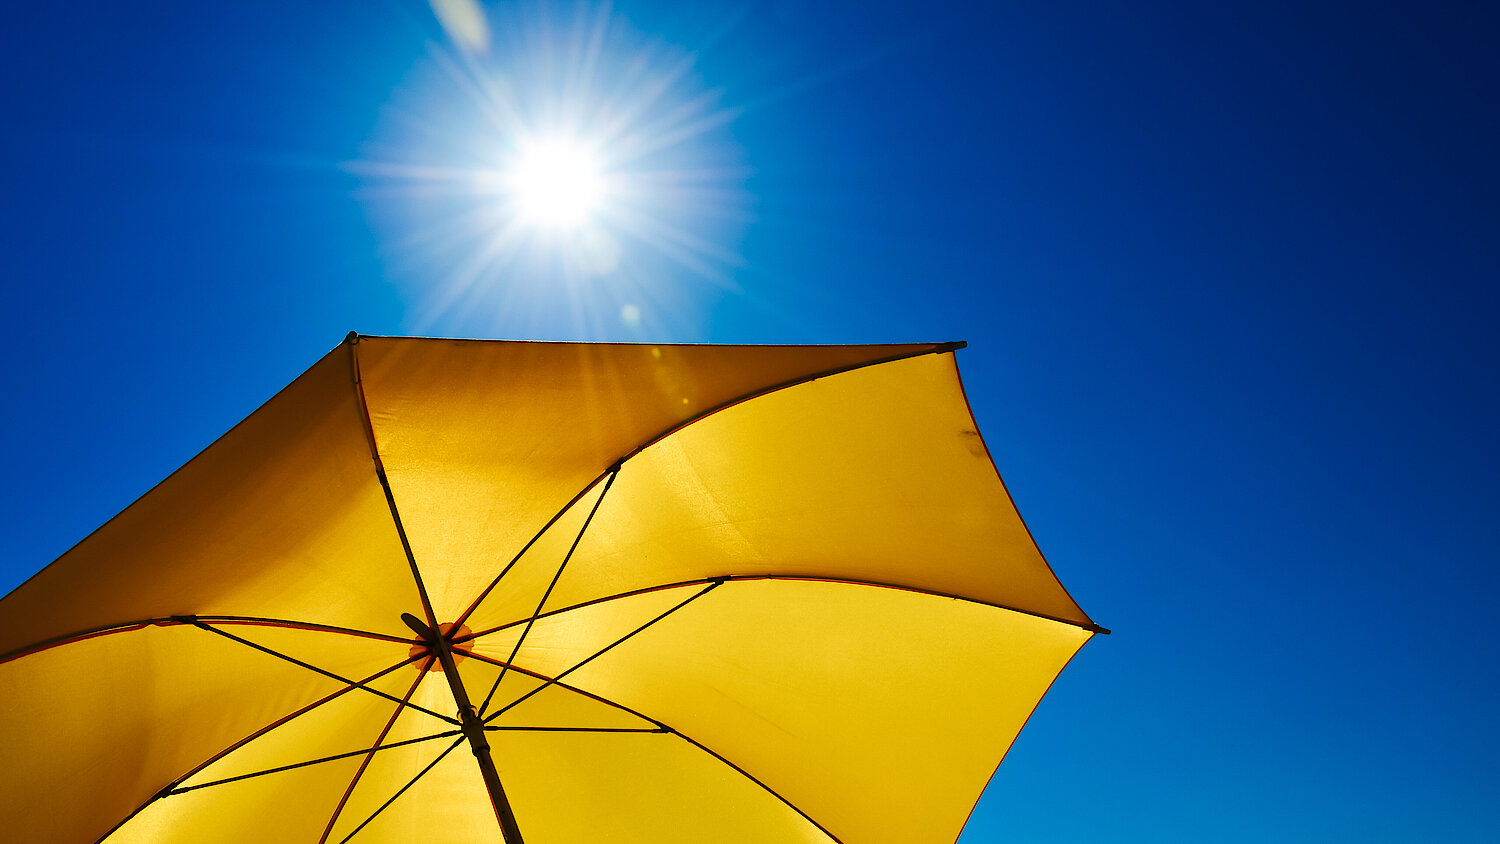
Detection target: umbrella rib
<box><xmin>616</xmin><ymin>341</ymin><xmax>968</xmax><ymax>466</ymax></box>
<box><xmin>483</xmin><ymin>725</ymin><xmax>668</xmax><ymax>732</ymax></box>
<box><xmin>665</xmin><ymin>730</ymin><xmax>844</xmax><ymax>842</ymax></box>
<box><xmin>449</xmin><ymin>341</ymin><xmax>967</xmax><ymax>630</ymax></box>
<box><xmin>463</xmin><ymin>649</ymin><xmax>671</xmax><ymax>723</ymax></box>
<box><xmin>460</xmin><ymin>575</ymin><xmax>1110</xmax><ymax>643</ymax></box>
<box><xmin>202</xmin><ymin>616</ymin><xmax>413</xmax><ymax>643</ymax></box>
<box><xmin>351</xmin><ymin>336</ymin><xmax>528</xmax><ymax>839</ymax></box>
<box><xmin>164</xmin><ymin>730</ymin><xmax>462</xmax><ymax>796</ymax></box>
<box><xmin>476</xmin><ymin>465</ymin><xmax>621</xmax><ymax>717</ymax></box>
<box><xmin>90</xmin><ymin>655</ymin><xmax>421</xmax><ymax>844</ymax></box>
<box><xmin>482</xmin><ymin>579</ymin><xmax>723</xmax><ymax>724</ymax></box>
<box><xmin>187</xmin><ymin>619</ymin><xmax>462</xmax><ymax>725</ymax></box>
<box><xmin>946</xmin><ymin>354</ymin><xmax>1101</xmax><ymax>632</ymax></box>
<box><xmin>347</xmin><ymin>334</ymin><xmax>443</xmax><ymax>634</ymax></box>
<box><xmin>448</xmin><ymin>470</ymin><xmax>614</xmax><ymax>632</ymax></box>
<box><xmin>0</xmin><ymin>615</ymin><xmax>413</xmax><ymax>666</ymax></box>
<box><xmin>318</xmin><ymin>666</ymin><xmax>430</xmax><ymax>844</ymax></box>
<box><xmin>337</xmin><ymin>736</ymin><xmax>468</xmax><ymax>844</ymax></box>
<box><xmin>465</xmin><ymin>644</ymin><xmax>841</xmax><ymax>841</ymax></box>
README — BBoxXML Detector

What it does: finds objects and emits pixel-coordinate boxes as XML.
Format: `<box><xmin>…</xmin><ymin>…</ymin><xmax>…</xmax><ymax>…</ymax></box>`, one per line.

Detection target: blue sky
<box><xmin>3</xmin><ymin>1</ymin><xmax>1497</xmax><ymax>840</ymax></box>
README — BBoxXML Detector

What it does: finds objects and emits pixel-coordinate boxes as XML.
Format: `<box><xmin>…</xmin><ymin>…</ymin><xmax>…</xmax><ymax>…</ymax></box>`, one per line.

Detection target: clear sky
<box><xmin>3</xmin><ymin>1</ymin><xmax>1497</xmax><ymax>841</ymax></box>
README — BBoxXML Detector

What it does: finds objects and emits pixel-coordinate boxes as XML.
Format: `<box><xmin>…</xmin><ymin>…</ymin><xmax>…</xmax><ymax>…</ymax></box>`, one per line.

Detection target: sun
<box><xmin>511</xmin><ymin>138</ymin><xmax>605</xmax><ymax>228</ymax></box>
<box><xmin>350</xmin><ymin>0</ymin><xmax>751</xmax><ymax>335</ymax></box>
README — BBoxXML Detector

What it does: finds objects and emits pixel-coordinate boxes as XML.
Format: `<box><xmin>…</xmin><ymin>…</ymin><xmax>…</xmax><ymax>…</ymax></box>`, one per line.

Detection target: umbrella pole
<box><xmin>404</xmin><ymin>614</ymin><xmax>526</xmax><ymax>843</ymax></box>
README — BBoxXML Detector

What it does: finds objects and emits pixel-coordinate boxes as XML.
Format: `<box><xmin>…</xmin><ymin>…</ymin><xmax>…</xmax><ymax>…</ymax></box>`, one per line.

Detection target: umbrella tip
<box><xmin>344</xmin><ymin>330</ymin><xmax>360</xmax><ymax>345</ymax></box>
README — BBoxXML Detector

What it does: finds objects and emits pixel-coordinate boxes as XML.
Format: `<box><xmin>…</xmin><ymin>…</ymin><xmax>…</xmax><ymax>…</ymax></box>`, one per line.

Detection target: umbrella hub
<box><xmin>398</xmin><ymin>612</ymin><xmax>527</xmax><ymax>842</ymax></box>
<box><xmin>405</xmin><ymin>620</ymin><xmax>474</xmax><ymax>673</ymax></box>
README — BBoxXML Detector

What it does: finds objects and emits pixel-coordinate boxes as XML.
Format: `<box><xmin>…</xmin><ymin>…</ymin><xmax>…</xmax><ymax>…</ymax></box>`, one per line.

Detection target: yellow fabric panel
<box><xmin>325</xmin><ymin>739</ymin><xmax>498</xmax><ymax>843</ymax></box>
<box><xmin>0</xmin><ymin>346</ymin><xmax>420</xmax><ymax>658</ymax></box>
<box><xmin>112</xmin><ymin>755</ymin><xmax>368</xmax><ymax>843</ymax></box>
<box><xmin>171</xmin><ymin>663</ymin><xmax>423</xmax><ymax>790</ymax></box>
<box><xmin>457</xmin><ymin>654</ymin><xmax>657</xmax><ymax>730</ymax></box>
<box><xmin>0</xmin><ymin>624</ymin><xmax>394</xmax><ymax>844</ymax></box>
<box><xmin>493</xmin><ymin>730</ymin><xmax>832</xmax><ymax>843</ymax></box>
<box><xmin>318</xmin><ymin>691</ymin><xmax>830</xmax><ymax>843</ymax></box>
<box><xmin>466</xmin><ymin>352</ymin><xmax>1091</xmax><ymax>635</ymax></box>
<box><xmin>459</xmin><ymin>474</ymin><xmax>611</xmax><ymax>640</ymax></box>
<box><xmin>470</xmin><ymin>585</ymin><xmax>703</xmax><ymax>712</ymax></box>
<box><xmin>323</xmin><ymin>677</ymin><xmax>496</xmax><ymax>844</ymax></box>
<box><xmin>354</xmin><ymin>337</ymin><xmax>944</xmax><ymax>622</ymax></box>
<box><xmin>499</xmin><ymin>580</ymin><xmax>1091</xmax><ymax>844</ymax></box>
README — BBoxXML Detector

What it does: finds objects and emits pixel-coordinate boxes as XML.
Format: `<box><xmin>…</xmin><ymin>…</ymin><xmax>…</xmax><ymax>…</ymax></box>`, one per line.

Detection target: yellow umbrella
<box><xmin>0</xmin><ymin>335</ymin><xmax>1104</xmax><ymax>844</ymax></box>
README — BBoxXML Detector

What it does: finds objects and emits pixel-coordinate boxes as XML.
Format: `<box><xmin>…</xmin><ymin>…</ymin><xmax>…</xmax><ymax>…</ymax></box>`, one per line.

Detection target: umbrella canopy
<box><xmin>0</xmin><ymin>335</ymin><xmax>1104</xmax><ymax>844</ymax></box>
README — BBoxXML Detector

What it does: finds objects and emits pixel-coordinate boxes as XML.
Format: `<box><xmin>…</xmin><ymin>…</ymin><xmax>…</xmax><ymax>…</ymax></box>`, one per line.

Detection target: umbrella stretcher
<box><xmin>0</xmin><ymin>336</ymin><xmax>1104</xmax><ymax>844</ymax></box>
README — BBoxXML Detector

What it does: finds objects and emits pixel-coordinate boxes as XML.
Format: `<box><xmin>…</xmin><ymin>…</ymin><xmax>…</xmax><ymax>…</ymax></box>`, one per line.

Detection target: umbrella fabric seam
<box><xmin>0</xmin><ymin>615</ymin><xmax>414</xmax><ymax>667</ymax></box>
<box><xmin>459</xmin><ymin>575</ymin><xmax>1109</xmax><ymax>645</ymax></box>
<box><xmin>346</xmin><ymin>335</ymin><xmax>444</xmax><ymax>635</ymax></box>
<box><xmin>945</xmin><ymin>353</ymin><xmax>1100</xmax><ymax>632</ymax></box>
<box><xmin>348</xmin><ymin>337</ymin><xmax>532</xmax><ymax>842</ymax></box>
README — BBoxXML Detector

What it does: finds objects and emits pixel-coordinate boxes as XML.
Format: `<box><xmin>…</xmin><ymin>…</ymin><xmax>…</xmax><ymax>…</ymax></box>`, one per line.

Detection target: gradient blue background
<box><xmin>3</xmin><ymin>1</ymin><xmax>1497</xmax><ymax>840</ymax></box>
